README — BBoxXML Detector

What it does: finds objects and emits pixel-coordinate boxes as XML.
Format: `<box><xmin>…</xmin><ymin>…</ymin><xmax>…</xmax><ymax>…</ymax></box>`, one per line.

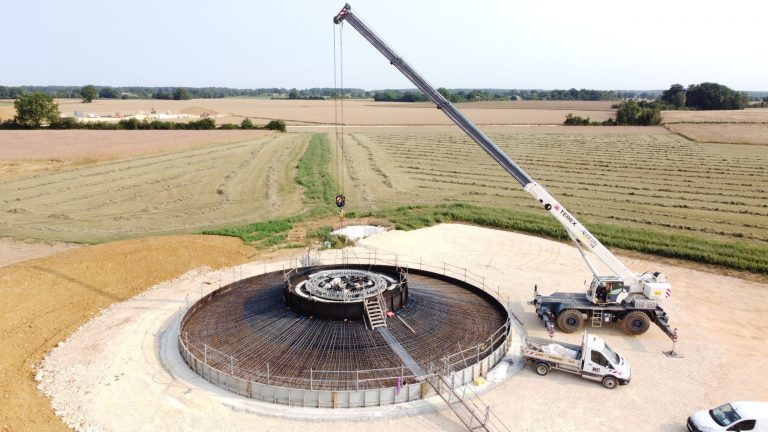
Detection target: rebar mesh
<box><xmin>180</xmin><ymin>265</ymin><xmax>507</xmax><ymax>391</ymax></box>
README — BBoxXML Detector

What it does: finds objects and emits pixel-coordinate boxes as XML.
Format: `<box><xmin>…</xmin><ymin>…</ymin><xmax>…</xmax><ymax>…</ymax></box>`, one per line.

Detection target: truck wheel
<box><xmin>535</xmin><ymin>362</ymin><xmax>550</xmax><ymax>376</ymax></box>
<box><xmin>602</xmin><ymin>376</ymin><xmax>618</xmax><ymax>389</ymax></box>
<box><xmin>622</xmin><ymin>311</ymin><xmax>651</xmax><ymax>335</ymax></box>
<box><xmin>556</xmin><ymin>309</ymin><xmax>583</xmax><ymax>333</ymax></box>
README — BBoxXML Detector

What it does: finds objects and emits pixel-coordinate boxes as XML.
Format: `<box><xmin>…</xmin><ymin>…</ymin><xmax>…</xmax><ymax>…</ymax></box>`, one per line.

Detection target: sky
<box><xmin>3</xmin><ymin>0</ymin><xmax>767</xmax><ymax>90</ymax></box>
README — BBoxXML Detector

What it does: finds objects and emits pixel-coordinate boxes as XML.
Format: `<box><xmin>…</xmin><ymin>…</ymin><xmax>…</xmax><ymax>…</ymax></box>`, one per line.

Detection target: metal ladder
<box><xmin>427</xmin><ymin>372</ymin><xmax>509</xmax><ymax>432</ymax></box>
<box><xmin>364</xmin><ymin>294</ymin><xmax>386</xmax><ymax>329</ymax></box>
<box><xmin>591</xmin><ymin>309</ymin><xmax>603</xmax><ymax>328</ymax></box>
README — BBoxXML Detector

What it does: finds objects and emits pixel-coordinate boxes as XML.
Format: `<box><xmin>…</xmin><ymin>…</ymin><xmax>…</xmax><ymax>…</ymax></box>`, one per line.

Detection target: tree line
<box><xmin>660</xmin><ymin>83</ymin><xmax>750</xmax><ymax>110</ymax></box>
<box><xmin>0</xmin><ymin>85</ymin><xmax>366</xmax><ymax>100</ymax></box>
<box><xmin>564</xmin><ymin>82</ymin><xmax>755</xmax><ymax>126</ymax></box>
<box><xmin>1</xmin><ymin>93</ymin><xmax>286</xmax><ymax>131</ymax></box>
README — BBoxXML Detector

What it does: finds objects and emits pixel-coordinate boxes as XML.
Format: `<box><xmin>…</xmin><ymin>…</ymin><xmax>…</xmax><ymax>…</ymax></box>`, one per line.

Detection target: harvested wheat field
<box><xmin>53</xmin><ymin>98</ymin><xmax>615</xmax><ymax>126</ymax></box>
<box><xmin>332</xmin><ymin>129</ymin><xmax>768</xmax><ymax>247</ymax></box>
<box><xmin>663</xmin><ymin>108</ymin><xmax>768</xmax><ymax>124</ymax></box>
<box><xmin>0</xmin><ymin>133</ymin><xmax>306</xmax><ymax>242</ymax></box>
<box><xmin>28</xmin><ymin>225</ymin><xmax>768</xmax><ymax>431</ymax></box>
<box><xmin>0</xmin><ymin>101</ymin><xmax>14</xmax><ymax>121</ymax></box>
<box><xmin>0</xmin><ymin>234</ymin><xmax>257</xmax><ymax>431</ymax></box>
<box><xmin>0</xmin><ymin>130</ymin><xmax>274</xmax><ymax>180</ymax></box>
<box><xmin>666</xmin><ymin>123</ymin><xmax>768</xmax><ymax>145</ymax></box>
<box><xmin>3</xmin><ymin>128</ymin><xmax>767</xmax><ymax>252</ymax></box>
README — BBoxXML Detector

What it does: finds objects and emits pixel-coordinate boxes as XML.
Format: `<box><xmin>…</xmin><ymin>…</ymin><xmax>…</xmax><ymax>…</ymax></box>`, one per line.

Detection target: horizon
<box><xmin>4</xmin><ymin>1</ymin><xmax>767</xmax><ymax>91</ymax></box>
<box><xmin>4</xmin><ymin>85</ymin><xmax>768</xmax><ymax>94</ymax></box>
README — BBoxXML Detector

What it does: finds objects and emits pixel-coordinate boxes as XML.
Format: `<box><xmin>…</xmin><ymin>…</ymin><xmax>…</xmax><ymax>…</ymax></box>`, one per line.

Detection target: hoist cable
<box><xmin>339</xmin><ymin>22</ymin><xmax>346</xmax><ymax>195</ymax></box>
<box><xmin>332</xmin><ymin>23</ymin><xmax>341</xmax><ymax>193</ymax></box>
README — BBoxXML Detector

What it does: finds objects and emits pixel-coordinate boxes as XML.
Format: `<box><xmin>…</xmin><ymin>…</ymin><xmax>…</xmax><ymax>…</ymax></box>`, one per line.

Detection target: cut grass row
<box><xmin>204</xmin><ymin>132</ymin><xmax>768</xmax><ymax>275</ymax></box>
<box><xmin>295</xmin><ymin>134</ymin><xmax>338</xmax><ymax>217</ymax></box>
<box><xmin>204</xmin><ymin>133</ymin><xmax>341</xmax><ymax>248</ymax></box>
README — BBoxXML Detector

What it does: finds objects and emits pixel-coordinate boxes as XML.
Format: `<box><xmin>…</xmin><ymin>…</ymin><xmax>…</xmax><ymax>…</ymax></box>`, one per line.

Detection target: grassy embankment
<box><xmin>205</xmin><ymin>134</ymin><xmax>768</xmax><ymax>275</ymax></box>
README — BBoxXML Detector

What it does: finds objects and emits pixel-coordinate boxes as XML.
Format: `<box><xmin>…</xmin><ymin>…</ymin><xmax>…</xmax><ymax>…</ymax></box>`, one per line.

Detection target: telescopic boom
<box><xmin>333</xmin><ymin>4</ymin><xmax>671</xmax><ymax>299</ymax></box>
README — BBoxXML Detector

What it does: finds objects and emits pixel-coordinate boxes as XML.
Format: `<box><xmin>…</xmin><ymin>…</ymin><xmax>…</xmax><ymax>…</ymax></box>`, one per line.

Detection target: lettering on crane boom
<box><xmin>580</xmin><ymin>230</ymin><xmax>598</xmax><ymax>249</ymax></box>
<box><xmin>555</xmin><ymin>204</ymin><xmax>598</xmax><ymax>249</ymax></box>
<box><xmin>559</xmin><ymin>209</ymin><xmax>578</xmax><ymax>226</ymax></box>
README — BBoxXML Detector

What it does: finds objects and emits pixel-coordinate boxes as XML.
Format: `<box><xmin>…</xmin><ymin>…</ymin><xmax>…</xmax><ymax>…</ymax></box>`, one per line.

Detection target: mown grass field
<box><xmin>335</xmin><ymin>130</ymin><xmax>768</xmax><ymax>246</ymax></box>
<box><xmin>0</xmin><ymin>134</ymin><xmax>307</xmax><ymax>242</ymax></box>
<box><xmin>210</xmin><ymin>129</ymin><xmax>768</xmax><ymax>274</ymax></box>
<box><xmin>2</xmin><ymin>127</ymin><xmax>766</xmax><ymax>273</ymax></box>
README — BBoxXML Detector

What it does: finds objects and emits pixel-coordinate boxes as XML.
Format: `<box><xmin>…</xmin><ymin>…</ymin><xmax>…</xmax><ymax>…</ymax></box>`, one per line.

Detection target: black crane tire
<box><xmin>622</xmin><ymin>311</ymin><xmax>651</xmax><ymax>335</ymax></box>
<box><xmin>556</xmin><ymin>309</ymin><xmax>583</xmax><ymax>333</ymax></box>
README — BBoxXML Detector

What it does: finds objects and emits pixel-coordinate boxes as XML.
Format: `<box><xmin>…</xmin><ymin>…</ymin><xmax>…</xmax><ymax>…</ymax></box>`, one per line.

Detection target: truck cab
<box><xmin>582</xmin><ymin>333</ymin><xmax>630</xmax><ymax>387</ymax></box>
<box><xmin>522</xmin><ymin>332</ymin><xmax>631</xmax><ymax>389</ymax></box>
<box><xmin>688</xmin><ymin>402</ymin><xmax>768</xmax><ymax>432</ymax></box>
<box><xmin>586</xmin><ymin>276</ymin><xmax>627</xmax><ymax>304</ymax></box>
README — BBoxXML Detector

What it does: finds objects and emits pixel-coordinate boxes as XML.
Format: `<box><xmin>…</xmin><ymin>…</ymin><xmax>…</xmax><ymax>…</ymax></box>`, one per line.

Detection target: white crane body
<box><xmin>333</xmin><ymin>4</ymin><xmax>676</xmax><ymax>340</ymax></box>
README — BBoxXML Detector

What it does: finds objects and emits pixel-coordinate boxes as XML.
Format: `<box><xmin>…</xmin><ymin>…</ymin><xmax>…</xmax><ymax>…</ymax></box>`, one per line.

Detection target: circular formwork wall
<box><xmin>178</xmin><ymin>264</ymin><xmax>510</xmax><ymax>408</ymax></box>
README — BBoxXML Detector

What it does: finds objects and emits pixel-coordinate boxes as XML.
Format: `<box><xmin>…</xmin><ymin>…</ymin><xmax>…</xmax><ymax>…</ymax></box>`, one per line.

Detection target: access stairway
<box><xmin>428</xmin><ymin>372</ymin><xmax>510</xmax><ymax>432</ymax></box>
<box><xmin>364</xmin><ymin>294</ymin><xmax>386</xmax><ymax>329</ymax></box>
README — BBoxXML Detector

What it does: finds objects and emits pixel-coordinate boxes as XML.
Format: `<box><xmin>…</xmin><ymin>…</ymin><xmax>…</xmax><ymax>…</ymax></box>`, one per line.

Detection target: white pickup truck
<box><xmin>688</xmin><ymin>401</ymin><xmax>768</xmax><ymax>432</ymax></box>
<box><xmin>522</xmin><ymin>331</ymin><xmax>631</xmax><ymax>389</ymax></box>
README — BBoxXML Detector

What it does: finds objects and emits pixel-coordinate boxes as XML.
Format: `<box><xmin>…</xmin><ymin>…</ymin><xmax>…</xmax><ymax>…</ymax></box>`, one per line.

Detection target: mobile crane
<box><xmin>333</xmin><ymin>4</ymin><xmax>677</xmax><ymax>340</ymax></box>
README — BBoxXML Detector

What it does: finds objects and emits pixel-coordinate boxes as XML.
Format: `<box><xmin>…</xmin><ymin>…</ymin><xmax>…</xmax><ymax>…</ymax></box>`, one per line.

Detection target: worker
<box><xmin>596</xmin><ymin>284</ymin><xmax>607</xmax><ymax>303</ymax></box>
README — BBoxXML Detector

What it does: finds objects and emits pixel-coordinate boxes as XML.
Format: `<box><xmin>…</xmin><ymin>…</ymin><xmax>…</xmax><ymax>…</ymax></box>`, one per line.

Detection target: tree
<box><xmin>563</xmin><ymin>113</ymin><xmax>591</xmax><ymax>126</ymax></box>
<box><xmin>80</xmin><ymin>85</ymin><xmax>97</xmax><ymax>103</ymax></box>
<box><xmin>686</xmin><ymin>82</ymin><xmax>747</xmax><ymax>110</ymax></box>
<box><xmin>173</xmin><ymin>87</ymin><xmax>191</xmax><ymax>100</ymax></box>
<box><xmin>661</xmin><ymin>84</ymin><xmax>686</xmax><ymax>109</ymax></box>
<box><xmin>99</xmin><ymin>87</ymin><xmax>120</xmax><ymax>99</ymax></box>
<box><xmin>265</xmin><ymin>119</ymin><xmax>287</xmax><ymax>132</ymax></box>
<box><xmin>615</xmin><ymin>101</ymin><xmax>661</xmax><ymax>126</ymax></box>
<box><xmin>240</xmin><ymin>118</ymin><xmax>254</xmax><ymax>129</ymax></box>
<box><xmin>288</xmin><ymin>88</ymin><xmax>299</xmax><ymax>99</ymax></box>
<box><xmin>14</xmin><ymin>93</ymin><xmax>60</xmax><ymax>127</ymax></box>
<box><xmin>437</xmin><ymin>87</ymin><xmax>460</xmax><ymax>103</ymax></box>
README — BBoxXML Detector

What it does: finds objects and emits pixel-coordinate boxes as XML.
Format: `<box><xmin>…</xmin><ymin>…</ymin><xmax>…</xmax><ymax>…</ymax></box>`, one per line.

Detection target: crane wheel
<box><xmin>556</xmin><ymin>309</ymin><xmax>583</xmax><ymax>333</ymax></box>
<box><xmin>622</xmin><ymin>311</ymin><xmax>651</xmax><ymax>335</ymax></box>
<box><xmin>535</xmin><ymin>362</ymin><xmax>550</xmax><ymax>376</ymax></box>
<box><xmin>602</xmin><ymin>376</ymin><xmax>618</xmax><ymax>389</ymax></box>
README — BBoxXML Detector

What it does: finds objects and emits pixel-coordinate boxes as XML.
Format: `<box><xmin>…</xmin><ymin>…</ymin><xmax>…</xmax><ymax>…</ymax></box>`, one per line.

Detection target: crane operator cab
<box><xmin>587</xmin><ymin>276</ymin><xmax>626</xmax><ymax>305</ymax></box>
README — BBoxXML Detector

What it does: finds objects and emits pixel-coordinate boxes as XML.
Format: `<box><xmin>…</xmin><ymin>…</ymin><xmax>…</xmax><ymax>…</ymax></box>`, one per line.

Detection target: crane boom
<box><xmin>333</xmin><ymin>4</ymin><xmax>639</xmax><ymax>284</ymax></box>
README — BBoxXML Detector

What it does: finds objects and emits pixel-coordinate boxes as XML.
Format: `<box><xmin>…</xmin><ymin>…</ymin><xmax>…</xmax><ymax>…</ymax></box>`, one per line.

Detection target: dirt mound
<box><xmin>0</xmin><ymin>235</ymin><xmax>254</xmax><ymax>431</ymax></box>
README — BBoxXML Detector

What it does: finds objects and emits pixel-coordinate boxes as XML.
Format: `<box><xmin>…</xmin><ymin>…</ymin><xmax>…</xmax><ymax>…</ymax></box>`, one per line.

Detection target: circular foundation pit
<box><xmin>178</xmin><ymin>261</ymin><xmax>511</xmax><ymax>409</ymax></box>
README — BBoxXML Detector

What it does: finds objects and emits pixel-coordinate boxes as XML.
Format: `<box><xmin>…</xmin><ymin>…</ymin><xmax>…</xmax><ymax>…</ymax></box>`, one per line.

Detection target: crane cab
<box><xmin>586</xmin><ymin>276</ymin><xmax>626</xmax><ymax>305</ymax></box>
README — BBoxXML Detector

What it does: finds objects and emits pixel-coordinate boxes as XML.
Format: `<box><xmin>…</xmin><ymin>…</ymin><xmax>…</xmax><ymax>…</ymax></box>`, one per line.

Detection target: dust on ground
<box><xmin>0</xmin><ymin>234</ymin><xmax>257</xmax><ymax>431</ymax></box>
<box><xmin>33</xmin><ymin>224</ymin><xmax>768</xmax><ymax>431</ymax></box>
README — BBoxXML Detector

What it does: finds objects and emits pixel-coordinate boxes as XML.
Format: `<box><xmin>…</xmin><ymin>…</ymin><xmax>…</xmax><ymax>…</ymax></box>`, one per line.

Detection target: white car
<box><xmin>688</xmin><ymin>401</ymin><xmax>768</xmax><ymax>432</ymax></box>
